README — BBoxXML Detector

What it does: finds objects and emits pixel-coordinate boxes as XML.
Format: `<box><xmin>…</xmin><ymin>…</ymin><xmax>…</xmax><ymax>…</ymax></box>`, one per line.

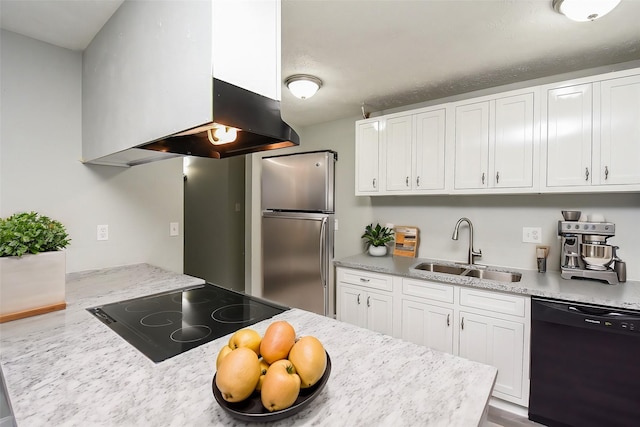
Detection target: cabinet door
<box><xmin>337</xmin><ymin>284</ymin><xmax>366</xmax><ymax>329</ymax></box>
<box><xmin>402</xmin><ymin>299</ymin><xmax>454</xmax><ymax>354</ymax></box>
<box><xmin>455</xmin><ymin>101</ymin><xmax>490</xmax><ymax>189</ymax></box>
<box><xmin>414</xmin><ymin>109</ymin><xmax>446</xmax><ymax>190</ymax></box>
<box><xmin>492</xmin><ymin>93</ymin><xmax>534</xmax><ymax>188</ymax></box>
<box><xmin>356</xmin><ymin>121</ymin><xmax>381</xmax><ymax>193</ymax></box>
<box><xmin>600</xmin><ymin>75</ymin><xmax>640</xmax><ymax>185</ymax></box>
<box><xmin>366</xmin><ymin>290</ymin><xmax>394</xmax><ymax>336</ymax></box>
<box><xmin>459</xmin><ymin>312</ymin><xmax>524</xmax><ymax>399</ymax></box>
<box><xmin>385</xmin><ymin>115</ymin><xmax>413</xmax><ymax>191</ymax></box>
<box><xmin>546</xmin><ymin>84</ymin><xmax>593</xmax><ymax>187</ymax></box>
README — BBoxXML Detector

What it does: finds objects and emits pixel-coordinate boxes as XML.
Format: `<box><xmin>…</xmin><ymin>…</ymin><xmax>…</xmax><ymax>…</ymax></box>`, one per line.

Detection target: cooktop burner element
<box><xmin>87</xmin><ymin>283</ymin><xmax>288</xmax><ymax>363</ymax></box>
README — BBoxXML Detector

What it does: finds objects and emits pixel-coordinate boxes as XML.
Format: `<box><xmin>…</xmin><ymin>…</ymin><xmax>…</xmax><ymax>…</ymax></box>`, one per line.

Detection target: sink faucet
<box><xmin>452</xmin><ymin>217</ymin><xmax>482</xmax><ymax>265</ymax></box>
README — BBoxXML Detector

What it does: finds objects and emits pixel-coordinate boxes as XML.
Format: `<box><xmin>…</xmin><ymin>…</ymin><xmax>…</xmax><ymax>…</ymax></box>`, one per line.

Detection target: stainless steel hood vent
<box><xmin>139</xmin><ymin>79</ymin><xmax>299</xmax><ymax>159</ymax></box>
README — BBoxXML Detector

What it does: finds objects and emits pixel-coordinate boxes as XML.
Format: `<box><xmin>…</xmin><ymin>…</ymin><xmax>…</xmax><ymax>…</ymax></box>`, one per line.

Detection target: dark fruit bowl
<box><xmin>212</xmin><ymin>352</ymin><xmax>331</xmax><ymax>423</ymax></box>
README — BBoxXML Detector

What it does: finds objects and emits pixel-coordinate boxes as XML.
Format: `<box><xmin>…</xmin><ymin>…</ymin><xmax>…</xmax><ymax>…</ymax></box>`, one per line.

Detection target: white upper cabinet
<box><xmin>543</xmin><ymin>70</ymin><xmax>640</xmax><ymax>192</ymax></box>
<box><xmin>599</xmin><ymin>74</ymin><xmax>640</xmax><ymax>185</ymax></box>
<box><xmin>414</xmin><ymin>109</ymin><xmax>447</xmax><ymax>191</ymax></box>
<box><xmin>545</xmin><ymin>84</ymin><xmax>593</xmax><ymax>187</ymax></box>
<box><xmin>454</xmin><ymin>101</ymin><xmax>490</xmax><ymax>189</ymax></box>
<box><xmin>384</xmin><ymin>115</ymin><xmax>414</xmax><ymax>191</ymax></box>
<box><xmin>492</xmin><ymin>93</ymin><xmax>535</xmax><ymax>189</ymax></box>
<box><xmin>454</xmin><ymin>91</ymin><xmax>536</xmax><ymax>192</ymax></box>
<box><xmin>355</xmin><ymin>66</ymin><xmax>640</xmax><ymax>196</ymax></box>
<box><xmin>382</xmin><ymin>109</ymin><xmax>447</xmax><ymax>193</ymax></box>
<box><xmin>355</xmin><ymin>120</ymin><xmax>381</xmax><ymax>194</ymax></box>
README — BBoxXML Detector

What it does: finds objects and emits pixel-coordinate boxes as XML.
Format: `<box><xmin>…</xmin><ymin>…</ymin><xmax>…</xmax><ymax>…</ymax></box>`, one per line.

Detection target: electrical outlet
<box><xmin>97</xmin><ymin>224</ymin><xmax>108</xmax><ymax>241</ymax></box>
<box><xmin>170</xmin><ymin>222</ymin><xmax>179</xmax><ymax>236</ymax></box>
<box><xmin>523</xmin><ymin>227</ymin><xmax>542</xmax><ymax>243</ymax></box>
<box><xmin>334</xmin><ymin>219</ymin><xmax>339</xmax><ymax>230</ymax></box>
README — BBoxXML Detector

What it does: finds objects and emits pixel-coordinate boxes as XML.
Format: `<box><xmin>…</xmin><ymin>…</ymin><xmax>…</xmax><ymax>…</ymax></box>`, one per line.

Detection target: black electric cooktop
<box><xmin>87</xmin><ymin>283</ymin><xmax>289</xmax><ymax>363</ymax></box>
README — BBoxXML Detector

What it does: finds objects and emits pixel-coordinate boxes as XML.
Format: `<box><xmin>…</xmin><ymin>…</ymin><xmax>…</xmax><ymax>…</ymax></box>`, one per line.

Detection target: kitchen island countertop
<box><xmin>0</xmin><ymin>264</ymin><xmax>496</xmax><ymax>426</ymax></box>
<box><xmin>334</xmin><ymin>253</ymin><xmax>640</xmax><ymax>310</ymax></box>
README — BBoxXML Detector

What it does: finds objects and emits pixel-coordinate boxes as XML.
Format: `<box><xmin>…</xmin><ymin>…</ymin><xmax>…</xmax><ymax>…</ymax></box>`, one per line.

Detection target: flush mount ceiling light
<box><xmin>285</xmin><ymin>74</ymin><xmax>323</xmax><ymax>99</ymax></box>
<box><xmin>553</xmin><ymin>0</ymin><xmax>621</xmax><ymax>22</ymax></box>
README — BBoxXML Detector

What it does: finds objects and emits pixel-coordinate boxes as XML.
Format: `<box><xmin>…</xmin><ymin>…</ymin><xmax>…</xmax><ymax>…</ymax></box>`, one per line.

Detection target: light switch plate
<box><xmin>170</xmin><ymin>222</ymin><xmax>179</xmax><ymax>236</ymax></box>
<box><xmin>523</xmin><ymin>227</ymin><xmax>542</xmax><ymax>243</ymax></box>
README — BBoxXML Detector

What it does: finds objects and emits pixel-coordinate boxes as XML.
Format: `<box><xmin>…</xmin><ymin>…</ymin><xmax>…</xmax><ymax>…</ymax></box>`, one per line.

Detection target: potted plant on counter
<box><xmin>361</xmin><ymin>223</ymin><xmax>394</xmax><ymax>257</ymax></box>
<box><xmin>0</xmin><ymin>212</ymin><xmax>70</xmax><ymax>323</ymax></box>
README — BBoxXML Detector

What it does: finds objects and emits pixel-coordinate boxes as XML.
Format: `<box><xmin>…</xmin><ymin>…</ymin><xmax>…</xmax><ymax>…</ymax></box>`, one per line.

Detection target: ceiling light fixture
<box><xmin>553</xmin><ymin>0</ymin><xmax>621</xmax><ymax>22</ymax></box>
<box><xmin>285</xmin><ymin>74</ymin><xmax>323</xmax><ymax>99</ymax></box>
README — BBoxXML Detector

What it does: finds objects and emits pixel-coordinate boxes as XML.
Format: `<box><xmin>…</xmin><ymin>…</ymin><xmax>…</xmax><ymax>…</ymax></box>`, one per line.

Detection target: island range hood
<box><xmin>82</xmin><ymin>0</ymin><xmax>298</xmax><ymax>167</ymax></box>
<box><xmin>139</xmin><ymin>78</ymin><xmax>299</xmax><ymax>160</ymax></box>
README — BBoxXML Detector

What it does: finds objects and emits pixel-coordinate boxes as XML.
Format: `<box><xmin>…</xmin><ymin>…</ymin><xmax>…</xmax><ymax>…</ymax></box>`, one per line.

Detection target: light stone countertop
<box><xmin>334</xmin><ymin>253</ymin><xmax>640</xmax><ymax>311</ymax></box>
<box><xmin>0</xmin><ymin>264</ymin><xmax>496</xmax><ymax>426</ymax></box>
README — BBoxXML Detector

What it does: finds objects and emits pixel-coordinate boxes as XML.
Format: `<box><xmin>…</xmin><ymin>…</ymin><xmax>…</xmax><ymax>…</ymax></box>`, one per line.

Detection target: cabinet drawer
<box><xmin>402</xmin><ymin>278</ymin><xmax>454</xmax><ymax>304</ymax></box>
<box><xmin>459</xmin><ymin>288</ymin><xmax>525</xmax><ymax>317</ymax></box>
<box><xmin>337</xmin><ymin>268</ymin><xmax>393</xmax><ymax>292</ymax></box>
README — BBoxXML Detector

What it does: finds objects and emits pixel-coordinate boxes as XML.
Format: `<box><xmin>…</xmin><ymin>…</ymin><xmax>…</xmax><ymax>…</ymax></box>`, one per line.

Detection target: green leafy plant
<box><xmin>0</xmin><ymin>212</ymin><xmax>70</xmax><ymax>257</ymax></box>
<box><xmin>361</xmin><ymin>223</ymin><xmax>394</xmax><ymax>248</ymax></box>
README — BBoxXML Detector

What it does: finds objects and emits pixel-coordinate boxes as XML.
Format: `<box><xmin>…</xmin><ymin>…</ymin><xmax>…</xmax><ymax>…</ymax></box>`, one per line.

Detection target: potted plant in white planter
<box><xmin>361</xmin><ymin>223</ymin><xmax>394</xmax><ymax>257</ymax></box>
<box><xmin>0</xmin><ymin>212</ymin><xmax>70</xmax><ymax>322</ymax></box>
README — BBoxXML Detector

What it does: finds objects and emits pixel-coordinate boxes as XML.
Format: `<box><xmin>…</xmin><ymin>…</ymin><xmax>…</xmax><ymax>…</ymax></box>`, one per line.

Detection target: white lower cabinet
<box><xmin>458</xmin><ymin>311</ymin><xmax>525</xmax><ymax>401</ymax></box>
<box><xmin>336</xmin><ymin>268</ymin><xmax>394</xmax><ymax>336</ymax></box>
<box><xmin>336</xmin><ymin>267</ymin><xmax>530</xmax><ymax>407</ymax></box>
<box><xmin>401</xmin><ymin>276</ymin><xmax>530</xmax><ymax>407</ymax></box>
<box><xmin>402</xmin><ymin>299</ymin><xmax>454</xmax><ymax>354</ymax></box>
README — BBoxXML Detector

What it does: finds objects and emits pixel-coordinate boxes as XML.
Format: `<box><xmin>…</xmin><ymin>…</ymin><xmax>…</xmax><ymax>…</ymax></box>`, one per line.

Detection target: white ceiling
<box><xmin>2</xmin><ymin>0</ymin><xmax>640</xmax><ymax>129</ymax></box>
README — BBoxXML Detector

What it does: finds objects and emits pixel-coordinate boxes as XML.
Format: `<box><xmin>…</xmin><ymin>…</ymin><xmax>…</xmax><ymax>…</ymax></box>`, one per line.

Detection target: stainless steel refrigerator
<box><xmin>261</xmin><ymin>150</ymin><xmax>336</xmax><ymax>317</ymax></box>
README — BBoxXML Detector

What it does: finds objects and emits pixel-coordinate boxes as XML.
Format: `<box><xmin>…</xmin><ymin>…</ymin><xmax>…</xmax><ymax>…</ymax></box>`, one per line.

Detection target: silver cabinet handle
<box><xmin>405</xmin><ymin>176</ymin><xmax>409</xmax><ymax>187</ymax></box>
<box><xmin>373</xmin><ymin>178</ymin><xmax>376</xmax><ymax>188</ymax></box>
<box><xmin>461</xmin><ymin>317</ymin><xmax>464</xmax><ymax>330</ymax></box>
<box><xmin>447</xmin><ymin>314</ymin><xmax>450</xmax><ymax>327</ymax></box>
<box><xmin>496</xmin><ymin>171</ymin><xmax>500</xmax><ymax>184</ymax></box>
<box><xmin>605</xmin><ymin>166</ymin><xmax>609</xmax><ymax>180</ymax></box>
<box><xmin>481</xmin><ymin>173</ymin><xmax>485</xmax><ymax>185</ymax></box>
<box><xmin>416</xmin><ymin>176</ymin><xmax>420</xmax><ymax>187</ymax></box>
<box><xmin>357</xmin><ymin>294</ymin><xmax>361</xmax><ymax>305</ymax></box>
<box><xmin>359</xmin><ymin>278</ymin><xmax>370</xmax><ymax>283</ymax></box>
<box><xmin>585</xmin><ymin>167</ymin><xmax>590</xmax><ymax>181</ymax></box>
<box><xmin>367</xmin><ymin>296</ymin><xmax>371</xmax><ymax>307</ymax></box>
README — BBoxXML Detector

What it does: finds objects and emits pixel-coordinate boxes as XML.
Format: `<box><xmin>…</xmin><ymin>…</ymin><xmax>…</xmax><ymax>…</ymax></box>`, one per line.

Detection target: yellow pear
<box><xmin>215</xmin><ymin>347</ymin><xmax>260</xmax><ymax>402</ymax></box>
<box><xmin>260</xmin><ymin>359</ymin><xmax>301</xmax><ymax>412</ymax></box>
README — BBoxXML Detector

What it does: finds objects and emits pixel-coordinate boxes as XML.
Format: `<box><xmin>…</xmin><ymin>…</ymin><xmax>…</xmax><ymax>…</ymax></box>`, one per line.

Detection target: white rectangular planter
<box><xmin>0</xmin><ymin>251</ymin><xmax>66</xmax><ymax>322</ymax></box>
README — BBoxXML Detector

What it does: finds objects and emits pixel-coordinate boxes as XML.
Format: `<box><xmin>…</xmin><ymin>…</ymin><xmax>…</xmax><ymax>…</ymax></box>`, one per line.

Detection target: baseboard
<box><xmin>489</xmin><ymin>397</ymin><xmax>528</xmax><ymax>418</ymax></box>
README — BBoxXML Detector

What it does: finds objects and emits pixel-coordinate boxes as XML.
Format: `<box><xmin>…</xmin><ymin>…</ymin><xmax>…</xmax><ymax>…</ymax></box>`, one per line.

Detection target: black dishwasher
<box><xmin>529</xmin><ymin>297</ymin><xmax>640</xmax><ymax>427</ymax></box>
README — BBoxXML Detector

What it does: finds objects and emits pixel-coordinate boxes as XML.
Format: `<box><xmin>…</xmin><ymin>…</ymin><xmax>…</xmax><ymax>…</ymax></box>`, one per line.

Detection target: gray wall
<box><xmin>184</xmin><ymin>156</ymin><xmax>245</xmax><ymax>291</ymax></box>
<box><xmin>0</xmin><ymin>30</ymin><xmax>184</xmax><ymax>273</ymax></box>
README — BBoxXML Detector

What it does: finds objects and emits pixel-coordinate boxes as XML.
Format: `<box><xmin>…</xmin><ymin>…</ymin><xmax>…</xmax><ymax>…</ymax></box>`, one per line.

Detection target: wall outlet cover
<box><xmin>522</xmin><ymin>227</ymin><xmax>542</xmax><ymax>243</ymax></box>
<box><xmin>170</xmin><ymin>222</ymin><xmax>179</xmax><ymax>236</ymax></box>
<box><xmin>97</xmin><ymin>224</ymin><xmax>108</xmax><ymax>241</ymax></box>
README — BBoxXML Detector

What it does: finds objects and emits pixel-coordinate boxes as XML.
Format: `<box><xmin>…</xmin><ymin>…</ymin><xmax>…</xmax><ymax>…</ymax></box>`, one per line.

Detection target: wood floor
<box><xmin>487</xmin><ymin>406</ymin><xmax>544</xmax><ymax>427</ymax></box>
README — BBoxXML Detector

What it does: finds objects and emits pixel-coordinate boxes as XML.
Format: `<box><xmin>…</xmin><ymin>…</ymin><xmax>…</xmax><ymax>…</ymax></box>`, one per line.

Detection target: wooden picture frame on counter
<box><xmin>393</xmin><ymin>226</ymin><xmax>419</xmax><ymax>258</ymax></box>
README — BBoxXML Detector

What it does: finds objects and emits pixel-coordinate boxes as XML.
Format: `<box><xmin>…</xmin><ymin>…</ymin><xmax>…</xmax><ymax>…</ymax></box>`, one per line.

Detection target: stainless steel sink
<box><xmin>412</xmin><ymin>262</ymin><xmax>522</xmax><ymax>283</ymax></box>
<box><xmin>413</xmin><ymin>262</ymin><xmax>468</xmax><ymax>275</ymax></box>
<box><xmin>462</xmin><ymin>269</ymin><xmax>522</xmax><ymax>282</ymax></box>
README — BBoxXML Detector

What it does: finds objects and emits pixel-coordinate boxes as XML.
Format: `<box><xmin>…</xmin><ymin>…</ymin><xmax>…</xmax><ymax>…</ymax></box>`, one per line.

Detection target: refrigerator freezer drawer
<box><xmin>262</xmin><ymin>212</ymin><xmax>334</xmax><ymax>316</ymax></box>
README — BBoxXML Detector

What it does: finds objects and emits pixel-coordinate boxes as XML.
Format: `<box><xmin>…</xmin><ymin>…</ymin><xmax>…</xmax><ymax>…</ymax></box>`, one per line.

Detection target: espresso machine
<box><xmin>558</xmin><ymin>210</ymin><xmax>626</xmax><ymax>284</ymax></box>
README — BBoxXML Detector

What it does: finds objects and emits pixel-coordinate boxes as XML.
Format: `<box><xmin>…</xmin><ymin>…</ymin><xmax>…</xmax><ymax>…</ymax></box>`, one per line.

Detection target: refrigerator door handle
<box><xmin>319</xmin><ymin>217</ymin><xmax>328</xmax><ymax>316</ymax></box>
